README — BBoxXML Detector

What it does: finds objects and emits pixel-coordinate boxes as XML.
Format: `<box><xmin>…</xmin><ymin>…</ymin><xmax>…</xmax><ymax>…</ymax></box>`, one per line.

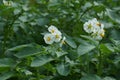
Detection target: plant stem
<box><xmin>2</xmin><ymin>26</ymin><xmax>8</xmax><ymax>54</ymax></box>
<box><xmin>87</xmin><ymin>53</ymin><xmax>90</xmax><ymax>74</ymax></box>
<box><xmin>36</xmin><ymin>68</ymin><xmax>40</xmax><ymax>80</ymax></box>
<box><xmin>2</xmin><ymin>10</ymin><xmax>23</xmax><ymax>54</ymax></box>
<box><xmin>97</xmin><ymin>46</ymin><xmax>102</xmax><ymax>76</ymax></box>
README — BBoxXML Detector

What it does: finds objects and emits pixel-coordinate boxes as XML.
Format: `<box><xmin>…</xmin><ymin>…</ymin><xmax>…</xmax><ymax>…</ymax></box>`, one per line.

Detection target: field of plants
<box><xmin>0</xmin><ymin>0</ymin><xmax>120</xmax><ymax>80</ymax></box>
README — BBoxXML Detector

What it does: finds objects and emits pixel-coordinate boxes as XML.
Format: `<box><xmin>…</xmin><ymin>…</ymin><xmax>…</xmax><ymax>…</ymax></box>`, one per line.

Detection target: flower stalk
<box><xmin>97</xmin><ymin>45</ymin><xmax>102</xmax><ymax>76</ymax></box>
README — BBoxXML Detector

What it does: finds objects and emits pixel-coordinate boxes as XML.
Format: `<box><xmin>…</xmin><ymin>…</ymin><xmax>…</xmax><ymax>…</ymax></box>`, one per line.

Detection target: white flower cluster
<box><xmin>3</xmin><ymin>0</ymin><xmax>13</xmax><ymax>6</ymax></box>
<box><xmin>44</xmin><ymin>25</ymin><xmax>65</xmax><ymax>45</ymax></box>
<box><xmin>83</xmin><ymin>18</ymin><xmax>105</xmax><ymax>40</ymax></box>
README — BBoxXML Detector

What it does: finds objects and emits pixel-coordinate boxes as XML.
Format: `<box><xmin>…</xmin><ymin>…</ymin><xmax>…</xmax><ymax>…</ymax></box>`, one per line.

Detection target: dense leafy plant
<box><xmin>0</xmin><ymin>0</ymin><xmax>120</xmax><ymax>80</ymax></box>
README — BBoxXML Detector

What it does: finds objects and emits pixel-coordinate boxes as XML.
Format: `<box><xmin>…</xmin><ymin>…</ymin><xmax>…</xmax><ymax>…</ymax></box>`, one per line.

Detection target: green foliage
<box><xmin>77</xmin><ymin>43</ymin><xmax>95</xmax><ymax>56</ymax></box>
<box><xmin>56</xmin><ymin>62</ymin><xmax>70</xmax><ymax>76</ymax></box>
<box><xmin>80</xmin><ymin>74</ymin><xmax>101</xmax><ymax>80</ymax></box>
<box><xmin>31</xmin><ymin>55</ymin><xmax>54</xmax><ymax>67</ymax></box>
<box><xmin>0</xmin><ymin>0</ymin><xmax>120</xmax><ymax>80</ymax></box>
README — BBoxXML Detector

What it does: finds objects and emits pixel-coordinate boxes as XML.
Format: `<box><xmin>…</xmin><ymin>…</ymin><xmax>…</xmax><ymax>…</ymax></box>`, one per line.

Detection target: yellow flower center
<box><xmin>51</xmin><ymin>29</ymin><xmax>55</xmax><ymax>33</ymax></box>
<box><xmin>88</xmin><ymin>24</ymin><xmax>92</xmax><ymax>29</ymax></box>
<box><xmin>100</xmin><ymin>30</ymin><xmax>105</xmax><ymax>37</ymax></box>
<box><xmin>55</xmin><ymin>34</ymin><xmax>60</xmax><ymax>38</ymax></box>
<box><xmin>47</xmin><ymin>37</ymin><xmax>51</xmax><ymax>41</ymax></box>
<box><xmin>100</xmin><ymin>33</ymin><xmax>104</xmax><ymax>37</ymax></box>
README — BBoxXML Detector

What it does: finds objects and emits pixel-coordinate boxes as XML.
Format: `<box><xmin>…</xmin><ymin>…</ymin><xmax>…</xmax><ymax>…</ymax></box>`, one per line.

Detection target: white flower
<box><xmin>54</xmin><ymin>30</ymin><xmax>62</xmax><ymax>42</ymax></box>
<box><xmin>3</xmin><ymin>0</ymin><xmax>13</xmax><ymax>6</ymax></box>
<box><xmin>92</xmin><ymin>18</ymin><xmax>104</xmax><ymax>28</ymax></box>
<box><xmin>91</xmin><ymin>18</ymin><xmax>104</xmax><ymax>33</ymax></box>
<box><xmin>44</xmin><ymin>33</ymin><xmax>55</xmax><ymax>44</ymax></box>
<box><xmin>83</xmin><ymin>20</ymin><xmax>95</xmax><ymax>33</ymax></box>
<box><xmin>48</xmin><ymin>25</ymin><xmax>62</xmax><ymax>42</ymax></box>
<box><xmin>92</xmin><ymin>29</ymin><xmax>105</xmax><ymax>40</ymax></box>
<box><xmin>44</xmin><ymin>25</ymin><xmax>63</xmax><ymax>44</ymax></box>
<box><xmin>83</xmin><ymin>18</ymin><xmax>105</xmax><ymax>40</ymax></box>
<box><xmin>48</xmin><ymin>25</ymin><xmax>58</xmax><ymax>34</ymax></box>
<box><xmin>99</xmin><ymin>29</ymin><xmax>105</xmax><ymax>37</ymax></box>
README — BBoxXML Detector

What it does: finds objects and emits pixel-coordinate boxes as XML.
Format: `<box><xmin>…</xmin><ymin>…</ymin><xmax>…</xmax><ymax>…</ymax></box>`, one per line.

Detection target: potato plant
<box><xmin>0</xmin><ymin>0</ymin><xmax>120</xmax><ymax>80</ymax></box>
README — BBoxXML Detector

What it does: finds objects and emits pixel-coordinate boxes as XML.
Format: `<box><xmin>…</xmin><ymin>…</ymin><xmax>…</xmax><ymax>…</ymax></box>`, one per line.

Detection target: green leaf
<box><xmin>80</xmin><ymin>74</ymin><xmax>101</xmax><ymax>80</ymax></box>
<box><xmin>110</xmin><ymin>29</ymin><xmax>120</xmax><ymax>40</ymax></box>
<box><xmin>65</xmin><ymin>35</ymin><xmax>77</xmax><ymax>48</ymax></box>
<box><xmin>31</xmin><ymin>55</ymin><xmax>54</xmax><ymax>67</ymax></box>
<box><xmin>103</xmin><ymin>77</ymin><xmax>116</xmax><ymax>80</ymax></box>
<box><xmin>5</xmin><ymin>43</ymin><xmax>43</xmax><ymax>58</ymax></box>
<box><xmin>100</xmin><ymin>43</ymin><xmax>114</xmax><ymax>54</ymax></box>
<box><xmin>55</xmin><ymin>51</ymin><xmax>68</xmax><ymax>58</ymax></box>
<box><xmin>112</xmin><ymin>39</ymin><xmax>120</xmax><ymax>45</ymax></box>
<box><xmin>14</xmin><ymin>8</ymin><xmax>21</xmax><ymax>15</ymax></box>
<box><xmin>106</xmin><ymin>9</ymin><xmax>120</xmax><ymax>24</ymax></box>
<box><xmin>80</xmin><ymin>35</ymin><xmax>99</xmax><ymax>46</ymax></box>
<box><xmin>0</xmin><ymin>58</ymin><xmax>15</xmax><ymax>68</ymax></box>
<box><xmin>56</xmin><ymin>62</ymin><xmax>70</xmax><ymax>76</ymax></box>
<box><xmin>111</xmin><ymin>39</ymin><xmax>120</xmax><ymax>52</ymax></box>
<box><xmin>82</xmin><ymin>2</ymin><xmax>92</xmax><ymax>10</ymax></box>
<box><xmin>24</xmin><ymin>70</ymin><xmax>32</xmax><ymax>76</ymax></box>
<box><xmin>5</xmin><ymin>44</ymin><xmax>38</xmax><ymax>57</ymax></box>
<box><xmin>36</xmin><ymin>18</ymin><xmax>49</xmax><ymax>26</ymax></box>
<box><xmin>114</xmin><ymin>56</ymin><xmax>120</xmax><ymax>65</ymax></box>
<box><xmin>77</xmin><ymin>43</ymin><xmax>95</xmax><ymax>56</ymax></box>
<box><xmin>19</xmin><ymin>16</ymin><xmax>28</xmax><ymax>22</ymax></box>
<box><xmin>5</xmin><ymin>44</ymin><xmax>33</xmax><ymax>52</ymax></box>
<box><xmin>93</xmin><ymin>5</ymin><xmax>105</xmax><ymax>13</ymax></box>
<box><xmin>13</xmin><ymin>44</ymin><xmax>43</xmax><ymax>58</ymax></box>
<box><xmin>48</xmin><ymin>0</ymin><xmax>60</xmax><ymax>7</ymax></box>
<box><xmin>0</xmin><ymin>72</ymin><xmax>15</xmax><ymax>80</ymax></box>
